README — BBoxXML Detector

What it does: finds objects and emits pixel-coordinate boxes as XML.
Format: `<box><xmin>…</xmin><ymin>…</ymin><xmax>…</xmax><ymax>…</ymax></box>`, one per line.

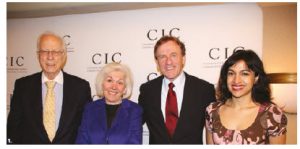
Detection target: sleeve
<box><xmin>75</xmin><ymin>104</ymin><xmax>91</xmax><ymax>144</ymax></box>
<box><xmin>7</xmin><ymin>79</ymin><xmax>24</xmax><ymax>144</ymax></box>
<box><xmin>128</xmin><ymin>105</ymin><xmax>143</xmax><ymax>144</ymax></box>
<box><xmin>205</xmin><ymin>103</ymin><xmax>214</xmax><ymax>133</ymax></box>
<box><xmin>207</xmin><ymin>83</ymin><xmax>217</xmax><ymax>104</ymax></box>
<box><xmin>267</xmin><ymin>104</ymin><xmax>288</xmax><ymax>137</ymax></box>
<box><xmin>137</xmin><ymin>83</ymin><xmax>146</xmax><ymax>124</ymax></box>
<box><xmin>82</xmin><ymin>81</ymin><xmax>92</xmax><ymax>104</ymax></box>
<box><xmin>74</xmin><ymin>80</ymin><xmax>92</xmax><ymax>144</ymax></box>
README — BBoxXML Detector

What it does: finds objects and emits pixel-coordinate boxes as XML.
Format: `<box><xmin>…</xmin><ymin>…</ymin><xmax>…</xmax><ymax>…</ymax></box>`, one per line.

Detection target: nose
<box><xmin>233</xmin><ymin>75</ymin><xmax>242</xmax><ymax>83</ymax></box>
<box><xmin>46</xmin><ymin>51</ymin><xmax>54</xmax><ymax>59</ymax></box>
<box><xmin>166</xmin><ymin>56</ymin><xmax>173</xmax><ymax>64</ymax></box>
<box><xmin>111</xmin><ymin>82</ymin><xmax>117</xmax><ymax>89</ymax></box>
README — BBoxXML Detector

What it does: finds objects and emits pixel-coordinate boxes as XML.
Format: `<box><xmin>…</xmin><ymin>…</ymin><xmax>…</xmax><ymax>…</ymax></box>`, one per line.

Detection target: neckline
<box><xmin>105</xmin><ymin>103</ymin><xmax>121</xmax><ymax>107</ymax></box>
<box><xmin>216</xmin><ymin>102</ymin><xmax>262</xmax><ymax>131</ymax></box>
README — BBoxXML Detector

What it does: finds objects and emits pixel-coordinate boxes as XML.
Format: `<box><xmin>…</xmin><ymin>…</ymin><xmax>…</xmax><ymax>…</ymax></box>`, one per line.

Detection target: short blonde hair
<box><xmin>95</xmin><ymin>62</ymin><xmax>133</xmax><ymax>99</ymax></box>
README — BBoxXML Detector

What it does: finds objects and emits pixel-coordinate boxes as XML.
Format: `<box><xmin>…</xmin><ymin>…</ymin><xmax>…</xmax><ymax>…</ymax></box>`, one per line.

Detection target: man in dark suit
<box><xmin>7</xmin><ymin>32</ymin><xmax>92</xmax><ymax>144</ymax></box>
<box><xmin>138</xmin><ymin>36</ymin><xmax>216</xmax><ymax>144</ymax></box>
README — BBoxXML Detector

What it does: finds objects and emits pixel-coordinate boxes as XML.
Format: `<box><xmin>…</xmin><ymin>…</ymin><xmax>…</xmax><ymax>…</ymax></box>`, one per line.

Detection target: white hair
<box><xmin>95</xmin><ymin>62</ymin><xmax>134</xmax><ymax>99</ymax></box>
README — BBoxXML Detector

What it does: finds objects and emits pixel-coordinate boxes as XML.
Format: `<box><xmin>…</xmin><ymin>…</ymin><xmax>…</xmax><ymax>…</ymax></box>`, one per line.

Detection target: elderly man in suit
<box><xmin>7</xmin><ymin>31</ymin><xmax>92</xmax><ymax>144</ymax></box>
<box><xmin>138</xmin><ymin>36</ymin><xmax>216</xmax><ymax>144</ymax></box>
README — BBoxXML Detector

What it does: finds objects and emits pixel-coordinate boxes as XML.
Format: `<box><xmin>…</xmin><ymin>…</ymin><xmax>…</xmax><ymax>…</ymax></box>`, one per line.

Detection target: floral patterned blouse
<box><xmin>205</xmin><ymin>102</ymin><xmax>287</xmax><ymax>144</ymax></box>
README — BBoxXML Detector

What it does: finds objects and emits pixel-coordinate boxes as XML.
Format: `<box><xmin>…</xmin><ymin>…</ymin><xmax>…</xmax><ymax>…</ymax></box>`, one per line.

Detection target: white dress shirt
<box><xmin>161</xmin><ymin>71</ymin><xmax>186</xmax><ymax>121</ymax></box>
<box><xmin>42</xmin><ymin>71</ymin><xmax>64</xmax><ymax>131</ymax></box>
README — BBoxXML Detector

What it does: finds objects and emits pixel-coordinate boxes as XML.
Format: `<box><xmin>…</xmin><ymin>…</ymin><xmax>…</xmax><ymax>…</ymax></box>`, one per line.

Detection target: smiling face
<box><xmin>102</xmin><ymin>70</ymin><xmax>126</xmax><ymax>105</ymax></box>
<box><xmin>38</xmin><ymin>34</ymin><xmax>66</xmax><ymax>80</ymax></box>
<box><xmin>227</xmin><ymin>60</ymin><xmax>258</xmax><ymax>100</ymax></box>
<box><xmin>155</xmin><ymin>40</ymin><xmax>186</xmax><ymax>81</ymax></box>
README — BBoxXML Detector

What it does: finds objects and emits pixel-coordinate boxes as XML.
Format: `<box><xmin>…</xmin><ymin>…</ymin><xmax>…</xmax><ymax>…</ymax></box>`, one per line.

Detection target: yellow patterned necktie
<box><xmin>43</xmin><ymin>81</ymin><xmax>56</xmax><ymax>142</ymax></box>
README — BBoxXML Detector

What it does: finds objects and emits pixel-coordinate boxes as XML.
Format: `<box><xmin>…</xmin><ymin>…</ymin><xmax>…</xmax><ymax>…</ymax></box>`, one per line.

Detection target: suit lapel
<box><xmin>172</xmin><ymin>73</ymin><xmax>191</xmax><ymax>141</ymax></box>
<box><xmin>97</xmin><ymin>100</ymin><xmax>108</xmax><ymax>130</ymax></box>
<box><xmin>110</xmin><ymin>100</ymin><xmax>128</xmax><ymax>130</ymax></box>
<box><xmin>55</xmin><ymin>72</ymin><xmax>76</xmax><ymax>139</ymax></box>
<box><xmin>177</xmin><ymin>73</ymin><xmax>191</xmax><ymax>121</ymax></box>
<box><xmin>94</xmin><ymin>99</ymin><xmax>108</xmax><ymax>141</ymax></box>
<box><xmin>31</xmin><ymin>72</ymin><xmax>51</xmax><ymax>142</ymax></box>
<box><xmin>152</xmin><ymin>76</ymin><xmax>166</xmax><ymax>122</ymax></box>
<box><xmin>152</xmin><ymin>76</ymin><xmax>170</xmax><ymax>140</ymax></box>
<box><xmin>32</xmin><ymin>73</ymin><xmax>43</xmax><ymax>126</ymax></box>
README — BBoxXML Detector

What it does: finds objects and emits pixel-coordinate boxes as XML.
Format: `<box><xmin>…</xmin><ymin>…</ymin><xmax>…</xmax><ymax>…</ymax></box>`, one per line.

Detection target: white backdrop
<box><xmin>7</xmin><ymin>3</ymin><xmax>263</xmax><ymax>144</ymax></box>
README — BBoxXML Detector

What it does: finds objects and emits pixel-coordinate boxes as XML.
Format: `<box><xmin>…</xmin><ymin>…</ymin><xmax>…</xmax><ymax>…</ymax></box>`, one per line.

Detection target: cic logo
<box><xmin>209</xmin><ymin>46</ymin><xmax>247</xmax><ymax>60</ymax></box>
<box><xmin>87</xmin><ymin>52</ymin><xmax>122</xmax><ymax>73</ymax></box>
<box><xmin>7</xmin><ymin>56</ymin><xmax>27</xmax><ymax>73</ymax></box>
<box><xmin>8</xmin><ymin>56</ymin><xmax>24</xmax><ymax>67</ymax></box>
<box><xmin>143</xmin><ymin>27</ymin><xmax>181</xmax><ymax>49</ymax></box>
<box><xmin>146</xmin><ymin>28</ymin><xmax>180</xmax><ymax>41</ymax></box>
<box><xmin>92</xmin><ymin>52</ymin><xmax>122</xmax><ymax>65</ymax></box>
<box><xmin>63</xmin><ymin>34</ymin><xmax>74</xmax><ymax>52</ymax></box>
<box><xmin>147</xmin><ymin>72</ymin><xmax>158</xmax><ymax>81</ymax></box>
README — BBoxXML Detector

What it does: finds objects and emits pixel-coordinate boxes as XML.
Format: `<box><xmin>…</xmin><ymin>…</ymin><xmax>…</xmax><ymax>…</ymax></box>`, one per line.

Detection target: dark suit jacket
<box><xmin>76</xmin><ymin>98</ymin><xmax>143</xmax><ymax>144</ymax></box>
<box><xmin>7</xmin><ymin>71</ymin><xmax>92</xmax><ymax>144</ymax></box>
<box><xmin>138</xmin><ymin>72</ymin><xmax>216</xmax><ymax>144</ymax></box>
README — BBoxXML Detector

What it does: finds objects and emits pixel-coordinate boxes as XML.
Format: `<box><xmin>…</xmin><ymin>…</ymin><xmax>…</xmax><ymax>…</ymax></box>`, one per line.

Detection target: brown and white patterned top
<box><xmin>205</xmin><ymin>102</ymin><xmax>287</xmax><ymax>144</ymax></box>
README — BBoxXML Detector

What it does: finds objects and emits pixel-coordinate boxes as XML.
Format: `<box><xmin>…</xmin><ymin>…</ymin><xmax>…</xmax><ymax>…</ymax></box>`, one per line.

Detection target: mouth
<box><xmin>231</xmin><ymin>84</ymin><xmax>244</xmax><ymax>91</ymax></box>
<box><xmin>46</xmin><ymin>63</ymin><xmax>56</xmax><ymax>67</ymax></box>
<box><xmin>165</xmin><ymin>65</ymin><xmax>175</xmax><ymax>71</ymax></box>
<box><xmin>107</xmin><ymin>90</ymin><xmax>119</xmax><ymax>95</ymax></box>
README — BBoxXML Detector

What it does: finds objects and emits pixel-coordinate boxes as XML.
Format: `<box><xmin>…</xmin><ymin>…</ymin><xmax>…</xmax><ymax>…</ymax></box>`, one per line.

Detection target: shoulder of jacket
<box><xmin>63</xmin><ymin>72</ymin><xmax>89</xmax><ymax>84</ymax></box>
<box><xmin>16</xmin><ymin>72</ymin><xmax>41</xmax><ymax>82</ymax></box>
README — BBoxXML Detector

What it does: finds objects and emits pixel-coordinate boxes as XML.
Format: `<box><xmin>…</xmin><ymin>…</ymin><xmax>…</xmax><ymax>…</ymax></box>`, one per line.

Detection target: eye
<box><xmin>117</xmin><ymin>81</ymin><xmax>124</xmax><ymax>85</ymax></box>
<box><xmin>157</xmin><ymin>55</ymin><xmax>166</xmax><ymax>61</ymax></box>
<box><xmin>242</xmin><ymin>71</ymin><xmax>250</xmax><ymax>76</ymax></box>
<box><xmin>38</xmin><ymin>49</ymin><xmax>64</xmax><ymax>56</ymax></box>
<box><xmin>227</xmin><ymin>71</ymin><xmax>234</xmax><ymax>76</ymax></box>
<box><xmin>52</xmin><ymin>50</ymin><xmax>63</xmax><ymax>56</ymax></box>
<box><xmin>106</xmin><ymin>78</ymin><xmax>113</xmax><ymax>83</ymax></box>
<box><xmin>170</xmin><ymin>53</ymin><xmax>177</xmax><ymax>58</ymax></box>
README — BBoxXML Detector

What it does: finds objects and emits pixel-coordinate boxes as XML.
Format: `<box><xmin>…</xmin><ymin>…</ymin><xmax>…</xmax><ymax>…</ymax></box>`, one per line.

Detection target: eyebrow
<box><xmin>228</xmin><ymin>68</ymin><xmax>251</xmax><ymax>72</ymax></box>
<box><xmin>106</xmin><ymin>76</ymin><xmax>124</xmax><ymax>81</ymax></box>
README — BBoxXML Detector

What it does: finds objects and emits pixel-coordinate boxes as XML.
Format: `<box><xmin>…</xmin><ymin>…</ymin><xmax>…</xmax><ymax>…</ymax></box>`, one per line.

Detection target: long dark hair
<box><xmin>217</xmin><ymin>50</ymin><xmax>271</xmax><ymax>104</ymax></box>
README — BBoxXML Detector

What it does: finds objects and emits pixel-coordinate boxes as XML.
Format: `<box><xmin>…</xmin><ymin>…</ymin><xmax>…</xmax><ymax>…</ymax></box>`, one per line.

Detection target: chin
<box><xmin>165</xmin><ymin>73</ymin><xmax>178</xmax><ymax>79</ymax></box>
<box><xmin>232</xmin><ymin>94</ymin><xmax>244</xmax><ymax>98</ymax></box>
<box><xmin>46</xmin><ymin>71</ymin><xmax>58</xmax><ymax>74</ymax></box>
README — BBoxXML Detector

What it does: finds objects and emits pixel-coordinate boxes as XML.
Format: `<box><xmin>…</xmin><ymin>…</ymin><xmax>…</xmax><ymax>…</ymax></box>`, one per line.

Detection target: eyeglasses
<box><xmin>38</xmin><ymin>49</ymin><xmax>64</xmax><ymax>56</ymax></box>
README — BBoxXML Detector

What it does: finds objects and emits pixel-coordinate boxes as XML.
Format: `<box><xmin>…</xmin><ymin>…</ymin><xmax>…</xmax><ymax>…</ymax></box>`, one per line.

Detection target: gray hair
<box><xmin>36</xmin><ymin>31</ymin><xmax>66</xmax><ymax>51</ymax></box>
<box><xmin>36</xmin><ymin>31</ymin><xmax>67</xmax><ymax>68</ymax></box>
<box><xmin>95</xmin><ymin>62</ymin><xmax>133</xmax><ymax>99</ymax></box>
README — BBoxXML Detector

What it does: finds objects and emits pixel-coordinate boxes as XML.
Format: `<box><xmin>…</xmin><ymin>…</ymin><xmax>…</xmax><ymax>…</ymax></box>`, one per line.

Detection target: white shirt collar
<box><xmin>163</xmin><ymin>71</ymin><xmax>185</xmax><ymax>88</ymax></box>
<box><xmin>42</xmin><ymin>71</ymin><xmax>64</xmax><ymax>85</ymax></box>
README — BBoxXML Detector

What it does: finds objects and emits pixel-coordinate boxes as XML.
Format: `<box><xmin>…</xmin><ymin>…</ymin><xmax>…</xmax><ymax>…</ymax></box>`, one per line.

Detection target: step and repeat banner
<box><xmin>7</xmin><ymin>3</ymin><xmax>262</xmax><ymax>144</ymax></box>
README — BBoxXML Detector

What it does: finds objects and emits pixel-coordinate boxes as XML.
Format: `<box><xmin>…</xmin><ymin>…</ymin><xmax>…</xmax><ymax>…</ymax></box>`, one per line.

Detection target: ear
<box><xmin>255</xmin><ymin>76</ymin><xmax>259</xmax><ymax>83</ymax></box>
<box><xmin>182</xmin><ymin>55</ymin><xmax>186</xmax><ymax>67</ymax></box>
<box><xmin>155</xmin><ymin>59</ymin><xmax>161</xmax><ymax>72</ymax></box>
<box><xmin>123</xmin><ymin>88</ymin><xmax>127</xmax><ymax>94</ymax></box>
